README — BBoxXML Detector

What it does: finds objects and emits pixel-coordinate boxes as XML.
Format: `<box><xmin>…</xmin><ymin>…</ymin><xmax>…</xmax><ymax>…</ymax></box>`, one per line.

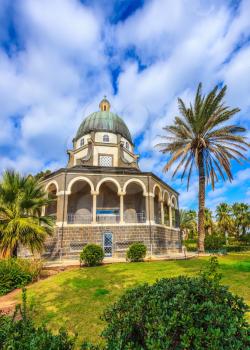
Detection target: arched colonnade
<box><xmin>45</xmin><ymin>177</ymin><xmax>178</xmax><ymax>227</ymax></box>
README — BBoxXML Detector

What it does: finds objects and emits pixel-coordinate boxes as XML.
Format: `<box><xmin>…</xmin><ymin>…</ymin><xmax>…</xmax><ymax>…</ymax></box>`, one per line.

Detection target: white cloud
<box><xmin>0</xmin><ymin>0</ymin><xmax>249</xmax><ymax>211</ymax></box>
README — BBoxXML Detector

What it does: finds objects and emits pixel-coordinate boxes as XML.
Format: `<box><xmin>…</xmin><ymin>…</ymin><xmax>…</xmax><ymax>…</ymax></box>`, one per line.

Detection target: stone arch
<box><xmin>171</xmin><ymin>195</ymin><xmax>178</xmax><ymax>209</ymax></box>
<box><xmin>96</xmin><ymin>178</ymin><xmax>121</xmax><ymax>223</ymax></box>
<box><xmin>124</xmin><ymin>181</ymin><xmax>146</xmax><ymax>223</ymax></box>
<box><xmin>153</xmin><ymin>185</ymin><xmax>162</xmax><ymax>224</ymax></box>
<box><xmin>67</xmin><ymin>176</ymin><xmax>94</xmax><ymax>194</ymax></box>
<box><xmin>123</xmin><ymin>178</ymin><xmax>147</xmax><ymax>195</ymax></box>
<box><xmin>67</xmin><ymin>178</ymin><xmax>93</xmax><ymax>224</ymax></box>
<box><xmin>96</xmin><ymin>177</ymin><xmax>121</xmax><ymax>194</ymax></box>
<box><xmin>171</xmin><ymin>195</ymin><xmax>179</xmax><ymax>228</ymax></box>
<box><xmin>45</xmin><ymin>180</ymin><xmax>59</xmax><ymax>194</ymax></box>
<box><xmin>163</xmin><ymin>190</ymin><xmax>170</xmax><ymax>205</ymax></box>
<box><xmin>162</xmin><ymin>191</ymin><xmax>170</xmax><ymax>226</ymax></box>
<box><xmin>153</xmin><ymin>184</ymin><xmax>162</xmax><ymax>201</ymax></box>
<box><xmin>45</xmin><ymin>182</ymin><xmax>58</xmax><ymax>218</ymax></box>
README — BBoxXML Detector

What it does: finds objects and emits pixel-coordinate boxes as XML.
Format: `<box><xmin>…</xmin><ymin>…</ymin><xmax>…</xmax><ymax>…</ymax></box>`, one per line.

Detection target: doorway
<box><xmin>103</xmin><ymin>232</ymin><xmax>113</xmax><ymax>257</ymax></box>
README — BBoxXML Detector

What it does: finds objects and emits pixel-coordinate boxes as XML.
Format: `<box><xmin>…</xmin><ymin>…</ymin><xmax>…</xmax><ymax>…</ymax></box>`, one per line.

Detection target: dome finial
<box><xmin>99</xmin><ymin>96</ymin><xmax>110</xmax><ymax>112</ymax></box>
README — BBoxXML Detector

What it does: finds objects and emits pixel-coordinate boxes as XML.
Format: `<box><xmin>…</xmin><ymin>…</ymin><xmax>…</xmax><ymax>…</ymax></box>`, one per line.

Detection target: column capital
<box><xmin>91</xmin><ymin>190</ymin><xmax>99</xmax><ymax>196</ymax></box>
<box><xmin>57</xmin><ymin>190</ymin><xmax>71</xmax><ymax>196</ymax></box>
<box><xmin>118</xmin><ymin>191</ymin><xmax>126</xmax><ymax>196</ymax></box>
<box><xmin>144</xmin><ymin>192</ymin><xmax>154</xmax><ymax>197</ymax></box>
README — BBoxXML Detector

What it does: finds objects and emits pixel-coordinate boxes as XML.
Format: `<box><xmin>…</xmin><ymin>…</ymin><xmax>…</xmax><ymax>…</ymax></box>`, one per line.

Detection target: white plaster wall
<box><xmin>121</xmin><ymin>137</ymin><xmax>132</xmax><ymax>151</ymax></box>
<box><xmin>93</xmin><ymin>145</ymin><xmax>118</xmax><ymax>166</ymax></box>
<box><xmin>123</xmin><ymin>150</ymin><xmax>134</xmax><ymax>163</ymax></box>
<box><xmin>95</xmin><ymin>132</ymin><xmax>117</xmax><ymax>144</ymax></box>
<box><xmin>74</xmin><ymin>148</ymin><xmax>89</xmax><ymax>165</ymax></box>
<box><xmin>76</xmin><ymin>134</ymin><xmax>91</xmax><ymax>149</ymax></box>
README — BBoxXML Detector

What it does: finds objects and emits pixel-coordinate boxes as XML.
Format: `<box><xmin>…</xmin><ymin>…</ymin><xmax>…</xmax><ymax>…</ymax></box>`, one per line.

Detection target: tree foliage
<box><xmin>157</xmin><ymin>83</ymin><xmax>249</xmax><ymax>252</ymax></box>
<box><xmin>179</xmin><ymin>209</ymin><xmax>197</xmax><ymax>239</ymax></box>
<box><xmin>0</xmin><ymin>170</ymin><xmax>54</xmax><ymax>256</ymax></box>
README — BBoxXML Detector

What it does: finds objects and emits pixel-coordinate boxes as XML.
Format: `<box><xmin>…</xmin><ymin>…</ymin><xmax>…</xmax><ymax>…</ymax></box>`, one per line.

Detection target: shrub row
<box><xmin>184</xmin><ymin>237</ymin><xmax>250</xmax><ymax>253</ymax></box>
<box><xmin>80</xmin><ymin>243</ymin><xmax>147</xmax><ymax>266</ymax></box>
<box><xmin>0</xmin><ymin>258</ymin><xmax>42</xmax><ymax>296</ymax></box>
<box><xmin>224</xmin><ymin>245</ymin><xmax>250</xmax><ymax>252</ymax></box>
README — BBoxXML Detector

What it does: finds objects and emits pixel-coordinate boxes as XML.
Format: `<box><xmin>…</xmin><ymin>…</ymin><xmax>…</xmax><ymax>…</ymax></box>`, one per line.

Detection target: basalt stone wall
<box><xmin>39</xmin><ymin>225</ymin><xmax>182</xmax><ymax>259</ymax></box>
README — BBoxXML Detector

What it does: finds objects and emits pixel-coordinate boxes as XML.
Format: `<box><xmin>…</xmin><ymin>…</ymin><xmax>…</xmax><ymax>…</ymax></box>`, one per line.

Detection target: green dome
<box><xmin>75</xmin><ymin>110</ymin><xmax>133</xmax><ymax>143</ymax></box>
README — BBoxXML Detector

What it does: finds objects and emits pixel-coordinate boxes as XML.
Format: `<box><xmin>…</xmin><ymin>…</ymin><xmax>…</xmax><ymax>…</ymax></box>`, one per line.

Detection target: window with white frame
<box><xmin>80</xmin><ymin>138</ymin><xmax>84</xmax><ymax>147</ymax></box>
<box><xmin>103</xmin><ymin>134</ymin><xmax>109</xmax><ymax>143</ymax></box>
<box><xmin>99</xmin><ymin>155</ymin><xmax>113</xmax><ymax>167</ymax></box>
<box><xmin>125</xmin><ymin>141</ymin><xmax>129</xmax><ymax>150</ymax></box>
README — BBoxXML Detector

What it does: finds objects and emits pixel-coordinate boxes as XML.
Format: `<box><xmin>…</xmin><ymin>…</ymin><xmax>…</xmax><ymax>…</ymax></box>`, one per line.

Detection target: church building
<box><xmin>37</xmin><ymin>98</ymin><xmax>181</xmax><ymax>259</ymax></box>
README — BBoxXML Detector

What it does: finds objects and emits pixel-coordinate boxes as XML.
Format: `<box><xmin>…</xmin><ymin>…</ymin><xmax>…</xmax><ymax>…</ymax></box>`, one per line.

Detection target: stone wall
<box><xmin>39</xmin><ymin>224</ymin><xmax>182</xmax><ymax>260</ymax></box>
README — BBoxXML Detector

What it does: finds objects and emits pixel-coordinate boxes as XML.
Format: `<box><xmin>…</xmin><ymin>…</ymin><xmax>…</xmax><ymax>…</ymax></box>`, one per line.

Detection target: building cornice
<box><xmin>41</xmin><ymin>166</ymin><xmax>179</xmax><ymax>195</ymax></box>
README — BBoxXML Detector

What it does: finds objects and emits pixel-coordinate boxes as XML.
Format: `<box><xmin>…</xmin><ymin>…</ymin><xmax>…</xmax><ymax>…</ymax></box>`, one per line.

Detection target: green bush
<box><xmin>224</xmin><ymin>245</ymin><xmax>250</xmax><ymax>252</ymax></box>
<box><xmin>98</xmin><ymin>259</ymin><xmax>249</xmax><ymax>349</ymax></box>
<box><xmin>126</xmin><ymin>243</ymin><xmax>147</xmax><ymax>262</ymax></box>
<box><xmin>0</xmin><ymin>258</ymin><xmax>43</xmax><ymax>296</ymax></box>
<box><xmin>238</xmin><ymin>235</ymin><xmax>250</xmax><ymax>245</ymax></box>
<box><xmin>204</xmin><ymin>234</ymin><xmax>226</xmax><ymax>251</ymax></box>
<box><xmin>184</xmin><ymin>239</ymin><xmax>197</xmax><ymax>252</ymax></box>
<box><xmin>0</xmin><ymin>289</ymin><xmax>76</xmax><ymax>350</ymax></box>
<box><xmin>80</xmin><ymin>244</ymin><xmax>104</xmax><ymax>267</ymax></box>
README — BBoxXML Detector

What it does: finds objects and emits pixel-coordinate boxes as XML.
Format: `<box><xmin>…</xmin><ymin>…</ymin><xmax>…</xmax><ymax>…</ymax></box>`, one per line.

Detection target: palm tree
<box><xmin>232</xmin><ymin>203</ymin><xmax>250</xmax><ymax>237</ymax></box>
<box><xmin>0</xmin><ymin>170</ymin><xmax>54</xmax><ymax>257</ymax></box>
<box><xmin>216</xmin><ymin>203</ymin><xmax>234</xmax><ymax>243</ymax></box>
<box><xmin>179</xmin><ymin>209</ymin><xmax>197</xmax><ymax>239</ymax></box>
<box><xmin>157</xmin><ymin>83</ymin><xmax>249</xmax><ymax>252</ymax></box>
<box><xmin>204</xmin><ymin>208</ymin><xmax>214</xmax><ymax>236</ymax></box>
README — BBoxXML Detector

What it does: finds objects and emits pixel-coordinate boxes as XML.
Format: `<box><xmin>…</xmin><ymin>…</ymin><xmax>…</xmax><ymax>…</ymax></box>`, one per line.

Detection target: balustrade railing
<box><xmin>154</xmin><ymin>216</ymin><xmax>161</xmax><ymax>224</ymax></box>
<box><xmin>67</xmin><ymin>212</ymin><xmax>147</xmax><ymax>224</ymax></box>
<box><xmin>96</xmin><ymin>214</ymin><xmax>120</xmax><ymax>223</ymax></box>
<box><xmin>67</xmin><ymin>213</ymin><xmax>92</xmax><ymax>224</ymax></box>
<box><xmin>124</xmin><ymin>212</ymin><xmax>146</xmax><ymax>223</ymax></box>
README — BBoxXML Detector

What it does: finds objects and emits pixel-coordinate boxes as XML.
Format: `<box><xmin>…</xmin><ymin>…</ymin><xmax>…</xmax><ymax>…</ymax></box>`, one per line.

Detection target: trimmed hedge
<box><xmin>80</xmin><ymin>244</ymin><xmax>104</xmax><ymax>267</ymax></box>
<box><xmin>0</xmin><ymin>258</ymin><xmax>42</xmax><ymax>296</ymax></box>
<box><xmin>126</xmin><ymin>243</ymin><xmax>147</xmax><ymax>262</ymax></box>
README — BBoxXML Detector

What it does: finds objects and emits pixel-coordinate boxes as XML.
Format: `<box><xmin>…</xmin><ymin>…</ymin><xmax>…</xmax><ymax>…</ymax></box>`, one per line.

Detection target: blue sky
<box><xmin>0</xmin><ymin>0</ymin><xmax>250</xmax><ymax>211</ymax></box>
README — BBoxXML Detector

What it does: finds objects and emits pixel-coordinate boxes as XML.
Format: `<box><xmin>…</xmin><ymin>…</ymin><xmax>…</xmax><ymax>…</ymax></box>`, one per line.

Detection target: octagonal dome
<box><xmin>75</xmin><ymin>98</ymin><xmax>132</xmax><ymax>143</ymax></box>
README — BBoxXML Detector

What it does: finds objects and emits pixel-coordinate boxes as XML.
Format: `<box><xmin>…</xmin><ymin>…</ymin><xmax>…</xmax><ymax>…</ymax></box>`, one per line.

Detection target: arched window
<box><xmin>103</xmin><ymin>134</ymin><xmax>109</xmax><ymax>143</ymax></box>
<box><xmin>80</xmin><ymin>138</ymin><xmax>84</xmax><ymax>147</ymax></box>
<box><xmin>125</xmin><ymin>141</ymin><xmax>129</xmax><ymax>150</ymax></box>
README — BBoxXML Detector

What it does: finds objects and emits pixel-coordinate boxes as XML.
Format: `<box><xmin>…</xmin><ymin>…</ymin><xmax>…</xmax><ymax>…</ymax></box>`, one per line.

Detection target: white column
<box><xmin>41</xmin><ymin>205</ymin><xmax>45</xmax><ymax>216</ymax></box>
<box><xmin>161</xmin><ymin>201</ymin><xmax>164</xmax><ymax>225</ymax></box>
<box><xmin>91</xmin><ymin>191</ymin><xmax>98</xmax><ymax>224</ymax></box>
<box><xmin>119</xmin><ymin>193</ymin><xmax>124</xmax><ymax>224</ymax></box>
<box><xmin>169</xmin><ymin>204</ymin><xmax>172</xmax><ymax>228</ymax></box>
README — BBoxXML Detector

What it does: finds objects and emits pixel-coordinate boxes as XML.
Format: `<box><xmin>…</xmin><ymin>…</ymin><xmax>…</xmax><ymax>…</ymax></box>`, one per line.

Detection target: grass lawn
<box><xmin>14</xmin><ymin>252</ymin><xmax>250</xmax><ymax>347</ymax></box>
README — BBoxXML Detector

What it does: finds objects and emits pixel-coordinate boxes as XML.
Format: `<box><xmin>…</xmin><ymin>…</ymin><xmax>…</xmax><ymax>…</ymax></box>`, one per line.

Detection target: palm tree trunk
<box><xmin>198</xmin><ymin>151</ymin><xmax>205</xmax><ymax>252</ymax></box>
